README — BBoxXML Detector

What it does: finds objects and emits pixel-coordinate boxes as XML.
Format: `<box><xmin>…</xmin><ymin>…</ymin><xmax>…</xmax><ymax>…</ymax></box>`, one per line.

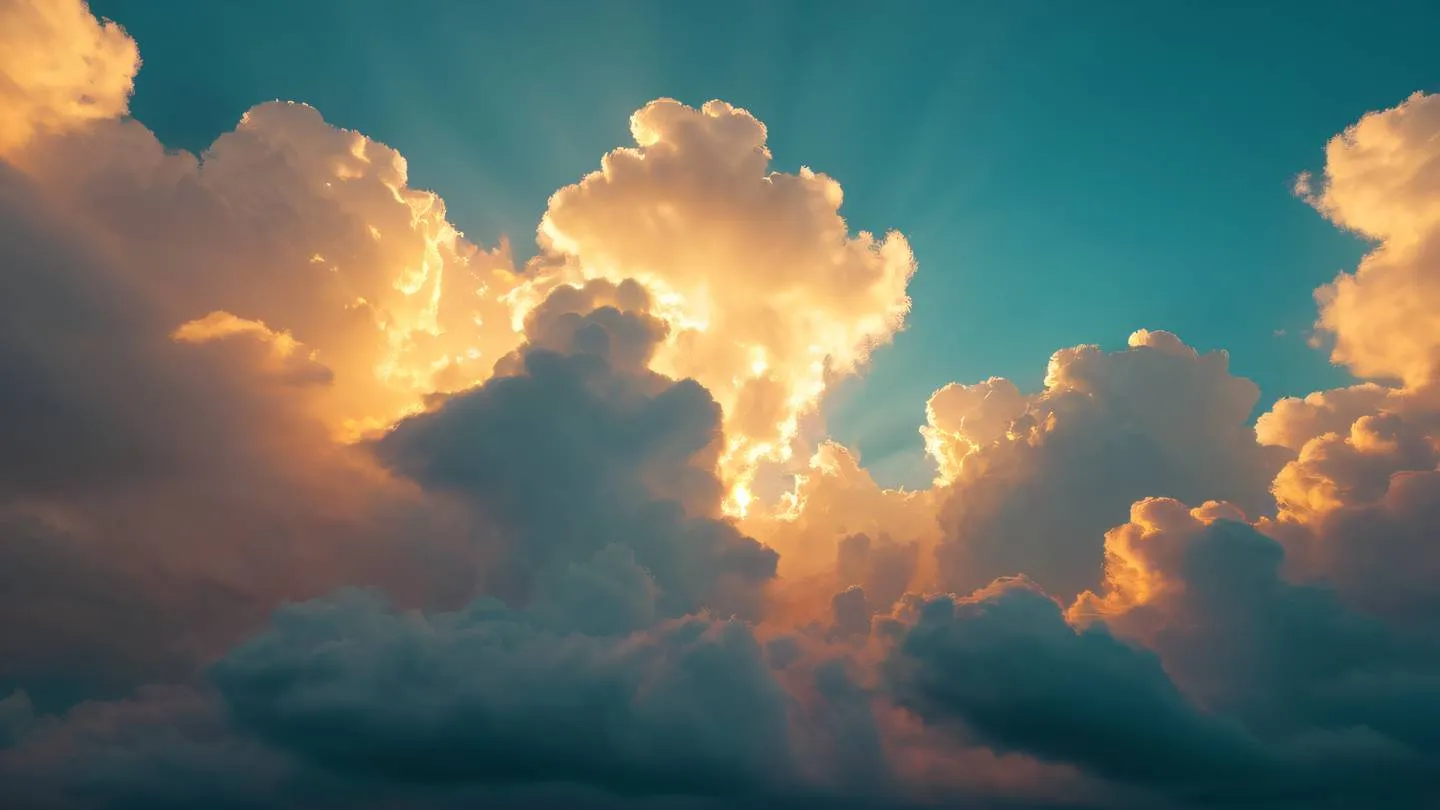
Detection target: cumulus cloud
<box><xmin>0</xmin><ymin>0</ymin><xmax>138</xmax><ymax>154</ymax></box>
<box><xmin>755</xmin><ymin>442</ymin><xmax>937</xmax><ymax>570</ymax></box>
<box><xmin>882</xmin><ymin>578</ymin><xmax>1271</xmax><ymax>789</ymax></box>
<box><xmin>1068</xmin><ymin>499</ymin><xmax>1440</xmax><ymax>802</ymax></box>
<box><xmin>0</xmin><ymin>0</ymin><xmax>514</xmax><ymax>703</ymax></box>
<box><xmin>929</xmin><ymin>330</ymin><xmax>1286</xmax><ymax>600</ymax></box>
<box><xmin>1251</xmin><ymin>93</ymin><xmax>1440</xmax><ymax>636</ymax></box>
<box><xmin>517</xmin><ymin>98</ymin><xmax>917</xmax><ymax>514</ymax></box>
<box><xmin>869</xmin><ymin>497</ymin><xmax>1440</xmax><ymax>807</ymax></box>
<box><xmin>374</xmin><ymin>285</ymin><xmax>778</xmax><ymax>621</ymax></box>
<box><xmin>14</xmin><ymin>94</ymin><xmax>526</xmax><ymax>439</ymax></box>
<box><xmin>0</xmin><ymin>158</ymin><xmax>479</xmax><ymax>704</ymax></box>
<box><xmin>1300</xmin><ymin>92</ymin><xmax>1440</xmax><ymax>388</ymax></box>
<box><xmin>0</xmin><ymin>686</ymin><xmax>295</xmax><ymax>810</ymax></box>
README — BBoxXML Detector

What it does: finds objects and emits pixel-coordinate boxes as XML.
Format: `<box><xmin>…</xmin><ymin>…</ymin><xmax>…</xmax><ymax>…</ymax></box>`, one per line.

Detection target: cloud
<box><xmin>881</xmin><ymin>578</ymin><xmax>1271</xmax><ymax>789</ymax></box>
<box><xmin>874</xmin><ymin>497</ymin><xmax>1440</xmax><ymax>807</ymax></box>
<box><xmin>374</xmin><ymin>285</ymin><xmax>778</xmax><ymax>621</ymax></box>
<box><xmin>0</xmin><ymin>0</ymin><xmax>138</xmax><ymax>155</ymax></box>
<box><xmin>518</xmin><ymin>98</ymin><xmax>917</xmax><ymax>513</ymax></box>
<box><xmin>0</xmin><ymin>690</ymin><xmax>34</xmax><ymax>748</ymax></box>
<box><xmin>1255</xmin><ymin>382</ymin><xmax>1404</xmax><ymax>451</ymax></box>
<box><xmin>747</xmin><ymin>442</ymin><xmax>939</xmax><ymax>631</ymax></box>
<box><xmin>1260</xmin><ymin>408</ymin><xmax>1440</xmax><ymax>626</ymax></box>
<box><xmin>0</xmin><ymin>7</ymin><xmax>493</xmax><ymax>703</ymax></box>
<box><xmin>210</xmin><ymin>584</ymin><xmax>799</xmax><ymax>800</ymax></box>
<box><xmin>13</xmin><ymin>94</ymin><xmax>526</xmax><ymax>440</ymax></box>
<box><xmin>921</xmin><ymin>377</ymin><xmax>1028</xmax><ymax>486</ymax></box>
<box><xmin>171</xmin><ymin>311</ymin><xmax>336</xmax><ymax>387</ymax></box>
<box><xmin>1256</xmin><ymin>92</ymin><xmax>1440</xmax><ymax>635</ymax></box>
<box><xmin>6</xmin><ymin>2</ymin><xmax>1440</xmax><ymax>808</ymax></box>
<box><xmin>0</xmin><ymin>686</ymin><xmax>295</xmax><ymax>810</ymax></box>
<box><xmin>929</xmin><ymin>330</ymin><xmax>1286</xmax><ymax>601</ymax></box>
<box><xmin>494</xmin><ymin>278</ymin><xmax>668</xmax><ymax>377</ymax></box>
<box><xmin>0</xmin><ymin>160</ymin><xmax>477</xmax><ymax>703</ymax></box>
<box><xmin>1300</xmin><ymin>91</ymin><xmax>1440</xmax><ymax>388</ymax></box>
<box><xmin>1071</xmin><ymin>499</ymin><xmax>1440</xmax><ymax>800</ymax></box>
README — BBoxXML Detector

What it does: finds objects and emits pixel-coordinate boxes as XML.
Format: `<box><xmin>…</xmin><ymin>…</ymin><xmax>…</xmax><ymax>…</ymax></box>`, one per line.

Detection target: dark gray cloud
<box><xmin>0</xmin><ymin>161</ymin><xmax>478</xmax><ymax>709</ymax></box>
<box><xmin>1114</xmin><ymin>515</ymin><xmax>1440</xmax><ymax>773</ymax></box>
<box><xmin>879</xmin><ymin>579</ymin><xmax>1272</xmax><ymax>790</ymax></box>
<box><xmin>375</xmin><ymin>293</ymin><xmax>777</xmax><ymax>621</ymax></box>
<box><xmin>932</xmin><ymin>335</ymin><xmax>1288</xmax><ymax>602</ymax></box>
<box><xmin>210</xmin><ymin>585</ymin><xmax>797</xmax><ymax>799</ymax></box>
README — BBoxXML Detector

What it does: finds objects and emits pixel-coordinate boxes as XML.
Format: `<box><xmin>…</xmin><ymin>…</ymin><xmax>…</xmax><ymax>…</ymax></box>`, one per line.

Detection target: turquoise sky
<box><xmin>91</xmin><ymin>0</ymin><xmax>1438</xmax><ymax>486</ymax></box>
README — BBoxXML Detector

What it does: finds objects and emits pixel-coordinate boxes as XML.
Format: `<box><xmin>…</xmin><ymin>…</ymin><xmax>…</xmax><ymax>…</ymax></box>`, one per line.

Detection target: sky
<box><xmin>87</xmin><ymin>0</ymin><xmax>1439</xmax><ymax>486</ymax></box>
<box><xmin>5</xmin><ymin>1</ymin><xmax>1440</xmax><ymax>809</ymax></box>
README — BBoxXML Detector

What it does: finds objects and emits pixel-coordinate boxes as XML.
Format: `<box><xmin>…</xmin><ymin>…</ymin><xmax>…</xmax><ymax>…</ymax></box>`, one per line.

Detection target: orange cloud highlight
<box><xmin>0</xmin><ymin>0</ymin><xmax>138</xmax><ymax>156</ymax></box>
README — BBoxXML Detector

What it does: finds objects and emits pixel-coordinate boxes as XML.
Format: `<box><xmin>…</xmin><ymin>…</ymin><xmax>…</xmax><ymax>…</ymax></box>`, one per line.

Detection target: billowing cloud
<box><xmin>1300</xmin><ymin>91</ymin><xmax>1440</xmax><ymax>388</ymax></box>
<box><xmin>171</xmin><ymin>311</ymin><xmax>336</xmax><ymax>387</ymax></box>
<box><xmin>0</xmin><ymin>687</ymin><xmax>295</xmax><ymax>810</ymax></box>
<box><xmin>1255</xmin><ymin>92</ymin><xmax>1440</xmax><ymax>634</ymax></box>
<box><xmin>518</xmin><ymin>98</ymin><xmax>917</xmax><ymax>514</ymax></box>
<box><xmin>12</xmin><ymin>93</ymin><xmax>527</xmax><ymax>440</ymax></box>
<box><xmin>929</xmin><ymin>329</ymin><xmax>1286</xmax><ymax>601</ymax></box>
<box><xmin>374</xmin><ymin>284</ymin><xmax>778</xmax><ymax>621</ymax></box>
<box><xmin>1068</xmin><ymin>499</ymin><xmax>1440</xmax><ymax>801</ymax></box>
<box><xmin>0</xmin><ymin>0</ymin><xmax>137</xmax><ymax>155</ymax></box>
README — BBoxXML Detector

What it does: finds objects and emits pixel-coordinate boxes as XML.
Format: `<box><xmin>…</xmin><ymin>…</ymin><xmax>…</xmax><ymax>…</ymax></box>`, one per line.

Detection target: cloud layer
<box><xmin>3</xmin><ymin>2</ymin><xmax>1440</xmax><ymax>808</ymax></box>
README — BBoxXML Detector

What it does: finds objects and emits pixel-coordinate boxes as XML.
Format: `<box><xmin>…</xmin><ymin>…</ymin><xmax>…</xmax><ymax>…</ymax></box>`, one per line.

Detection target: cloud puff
<box><xmin>929</xmin><ymin>330</ymin><xmax>1286</xmax><ymax>600</ymax></box>
<box><xmin>494</xmin><ymin>278</ymin><xmax>667</xmax><ymax>377</ymax></box>
<box><xmin>375</xmin><ymin>285</ymin><xmax>778</xmax><ymax>621</ymax></box>
<box><xmin>210</xmin><ymin>583</ymin><xmax>800</xmax><ymax>800</ymax></box>
<box><xmin>881</xmin><ymin>578</ymin><xmax>1271</xmax><ymax>790</ymax></box>
<box><xmin>520</xmin><ymin>98</ymin><xmax>917</xmax><ymax>513</ymax></box>
<box><xmin>746</xmin><ymin>442</ymin><xmax>940</xmax><ymax>632</ymax></box>
<box><xmin>874</xmin><ymin>498</ymin><xmax>1440</xmax><ymax>807</ymax></box>
<box><xmin>1260</xmin><ymin>408</ymin><xmax>1440</xmax><ymax>626</ymax></box>
<box><xmin>171</xmin><ymin>311</ymin><xmax>336</xmax><ymax>387</ymax></box>
<box><xmin>1071</xmin><ymin>499</ymin><xmax>1440</xmax><ymax>799</ymax></box>
<box><xmin>1300</xmin><ymin>91</ymin><xmax>1440</xmax><ymax>388</ymax></box>
<box><xmin>0</xmin><ymin>690</ymin><xmax>34</xmax><ymax>748</ymax></box>
<box><xmin>1257</xmin><ymin>93</ymin><xmax>1440</xmax><ymax>635</ymax></box>
<box><xmin>0</xmin><ymin>686</ymin><xmax>295</xmax><ymax>810</ymax></box>
<box><xmin>0</xmin><ymin>0</ymin><xmax>138</xmax><ymax>155</ymax></box>
<box><xmin>7</xmin><ymin>3</ymin><xmax>1440</xmax><ymax>809</ymax></box>
<box><xmin>752</xmin><ymin>442</ymin><xmax>938</xmax><ymax>584</ymax></box>
<box><xmin>14</xmin><ymin>94</ymin><xmax>526</xmax><ymax>439</ymax></box>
